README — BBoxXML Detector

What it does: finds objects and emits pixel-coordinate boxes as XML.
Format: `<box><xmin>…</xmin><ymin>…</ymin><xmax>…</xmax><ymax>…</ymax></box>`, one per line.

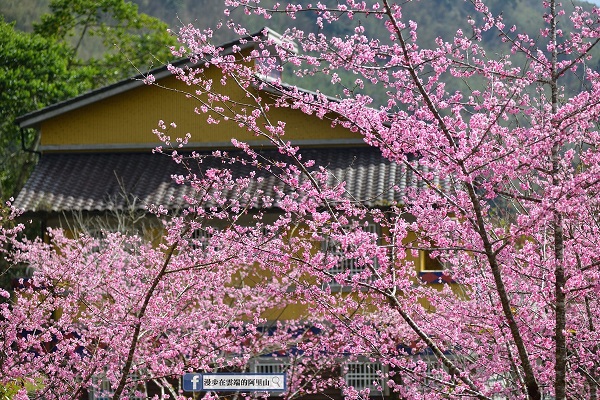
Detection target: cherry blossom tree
<box><xmin>0</xmin><ymin>171</ymin><xmax>342</xmax><ymax>399</ymax></box>
<box><xmin>3</xmin><ymin>0</ymin><xmax>600</xmax><ymax>399</ymax></box>
<box><xmin>146</xmin><ymin>0</ymin><xmax>600</xmax><ymax>398</ymax></box>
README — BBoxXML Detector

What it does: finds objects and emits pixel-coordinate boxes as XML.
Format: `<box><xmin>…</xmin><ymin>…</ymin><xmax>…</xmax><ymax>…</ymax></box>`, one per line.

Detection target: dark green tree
<box><xmin>0</xmin><ymin>17</ymin><xmax>94</xmax><ymax>200</ymax></box>
<box><xmin>0</xmin><ymin>0</ymin><xmax>176</xmax><ymax>200</ymax></box>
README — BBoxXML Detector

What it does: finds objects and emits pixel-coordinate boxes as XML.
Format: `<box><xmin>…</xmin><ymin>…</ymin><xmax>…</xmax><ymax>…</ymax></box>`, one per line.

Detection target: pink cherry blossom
<box><xmin>3</xmin><ymin>1</ymin><xmax>600</xmax><ymax>399</ymax></box>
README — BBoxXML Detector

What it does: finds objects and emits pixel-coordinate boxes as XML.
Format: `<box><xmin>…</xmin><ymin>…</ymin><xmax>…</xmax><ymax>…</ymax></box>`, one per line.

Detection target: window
<box><xmin>420</xmin><ymin>250</ymin><xmax>448</xmax><ymax>272</ymax></box>
<box><xmin>419</xmin><ymin>250</ymin><xmax>454</xmax><ymax>284</ymax></box>
<box><xmin>321</xmin><ymin>224</ymin><xmax>380</xmax><ymax>290</ymax></box>
<box><xmin>190</xmin><ymin>226</ymin><xmax>225</xmax><ymax>252</ymax></box>
<box><xmin>81</xmin><ymin>229</ymin><xmax>136</xmax><ymax>255</ymax></box>
<box><xmin>88</xmin><ymin>371</ymin><xmax>146</xmax><ymax>400</ymax></box>
<box><xmin>85</xmin><ymin>229</ymin><xmax>107</xmax><ymax>253</ymax></box>
<box><xmin>191</xmin><ymin>227</ymin><xmax>213</xmax><ymax>250</ymax></box>
<box><xmin>88</xmin><ymin>374</ymin><xmax>113</xmax><ymax>400</ymax></box>
<box><xmin>250</xmin><ymin>357</ymin><xmax>289</xmax><ymax>374</ymax></box>
<box><xmin>342</xmin><ymin>360</ymin><xmax>388</xmax><ymax>395</ymax></box>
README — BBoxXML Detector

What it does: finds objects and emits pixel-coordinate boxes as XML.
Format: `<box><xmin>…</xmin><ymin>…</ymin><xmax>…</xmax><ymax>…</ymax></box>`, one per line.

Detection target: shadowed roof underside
<box><xmin>15</xmin><ymin>147</ymin><xmax>440</xmax><ymax>214</ymax></box>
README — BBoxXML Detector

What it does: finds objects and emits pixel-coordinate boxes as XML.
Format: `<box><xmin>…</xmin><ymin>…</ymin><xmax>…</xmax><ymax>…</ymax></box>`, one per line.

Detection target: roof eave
<box><xmin>16</xmin><ymin>27</ymin><xmax>293</xmax><ymax>130</ymax></box>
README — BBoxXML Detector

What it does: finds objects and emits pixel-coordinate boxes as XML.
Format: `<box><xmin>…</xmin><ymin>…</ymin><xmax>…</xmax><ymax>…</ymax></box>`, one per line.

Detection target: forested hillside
<box><xmin>3</xmin><ymin>0</ymin><xmax>599</xmax><ymax>97</ymax></box>
<box><xmin>4</xmin><ymin>0</ymin><xmax>600</xmax><ymax>56</ymax></box>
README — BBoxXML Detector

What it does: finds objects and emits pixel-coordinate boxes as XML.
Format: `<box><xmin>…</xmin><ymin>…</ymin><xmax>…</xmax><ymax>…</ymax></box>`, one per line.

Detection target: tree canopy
<box><xmin>0</xmin><ymin>17</ymin><xmax>94</xmax><ymax>200</ymax></box>
<box><xmin>33</xmin><ymin>0</ymin><xmax>176</xmax><ymax>86</ymax></box>
<box><xmin>0</xmin><ymin>0</ymin><xmax>176</xmax><ymax>200</ymax></box>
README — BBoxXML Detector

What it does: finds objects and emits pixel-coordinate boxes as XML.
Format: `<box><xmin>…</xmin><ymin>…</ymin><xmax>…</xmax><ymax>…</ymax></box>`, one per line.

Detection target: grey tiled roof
<box><xmin>15</xmin><ymin>147</ymin><xmax>438</xmax><ymax>214</ymax></box>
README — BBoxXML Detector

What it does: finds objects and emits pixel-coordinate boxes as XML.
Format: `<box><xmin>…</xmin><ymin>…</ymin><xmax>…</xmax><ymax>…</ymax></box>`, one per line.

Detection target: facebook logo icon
<box><xmin>183</xmin><ymin>373</ymin><xmax>203</xmax><ymax>391</ymax></box>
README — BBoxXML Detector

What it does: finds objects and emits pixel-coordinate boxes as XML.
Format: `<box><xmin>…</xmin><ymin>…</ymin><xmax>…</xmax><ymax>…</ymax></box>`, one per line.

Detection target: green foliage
<box><xmin>0</xmin><ymin>17</ymin><xmax>94</xmax><ymax>199</ymax></box>
<box><xmin>0</xmin><ymin>381</ymin><xmax>19</xmax><ymax>400</ymax></box>
<box><xmin>33</xmin><ymin>0</ymin><xmax>177</xmax><ymax>87</ymax></box>
<box><xmin>0</xmin><ymin>377</ymin><xmax>44</xmax><ymax>399</ymax></box>
<box><xmin>0</xmin><ymin>0</ymin><xmax>177</xmax><ymax>200</ymax></box>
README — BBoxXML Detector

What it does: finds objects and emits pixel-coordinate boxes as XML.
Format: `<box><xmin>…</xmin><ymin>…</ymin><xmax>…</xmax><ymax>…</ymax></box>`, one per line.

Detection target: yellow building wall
<box><xmin>40</xmin><ymin>69</ymin><xmax>359</xmax><ymax>150</ymax></box>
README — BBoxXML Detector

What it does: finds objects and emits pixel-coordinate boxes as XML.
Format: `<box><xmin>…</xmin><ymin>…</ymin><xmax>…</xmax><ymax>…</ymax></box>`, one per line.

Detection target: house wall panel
<box><xmin>39</xmin><ymin>73</ymin><xmax>359</xmax><ymax>151</ymax></box>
